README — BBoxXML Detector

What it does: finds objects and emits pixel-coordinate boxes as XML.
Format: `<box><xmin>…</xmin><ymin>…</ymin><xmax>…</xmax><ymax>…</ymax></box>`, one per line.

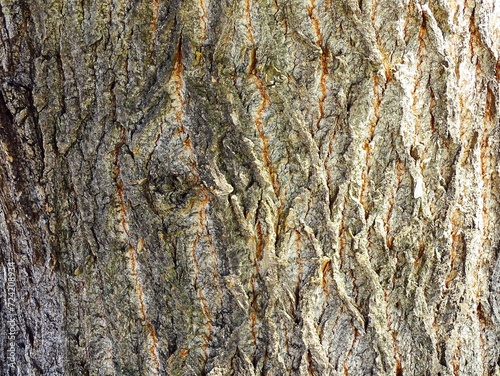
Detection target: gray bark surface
<box><xmin>0</xmin><ymin>0</ymin><xmax>499</xmax><ymax>375</ymax></box>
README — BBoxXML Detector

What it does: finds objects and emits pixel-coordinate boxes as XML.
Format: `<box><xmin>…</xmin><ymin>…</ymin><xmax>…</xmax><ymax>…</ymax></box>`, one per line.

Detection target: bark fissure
<box><xmin>1</xmin><ymin>0</ymin><xmax>499</xmax><ymax>374</ymax></box>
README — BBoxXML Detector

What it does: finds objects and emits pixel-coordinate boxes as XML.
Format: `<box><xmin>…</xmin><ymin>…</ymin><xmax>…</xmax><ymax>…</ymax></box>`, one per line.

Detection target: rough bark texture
<box><xmin>1</xmin><ymin>0</ymin><xmax>500</xmax><ymax>375</ymax></box>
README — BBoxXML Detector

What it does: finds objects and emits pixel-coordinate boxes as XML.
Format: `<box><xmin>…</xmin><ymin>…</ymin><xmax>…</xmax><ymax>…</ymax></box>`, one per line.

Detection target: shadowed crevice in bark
<box><xmin>0</xmin><ymin>0</ymin><xmax>500</xmax><ymax>375</ymax></box>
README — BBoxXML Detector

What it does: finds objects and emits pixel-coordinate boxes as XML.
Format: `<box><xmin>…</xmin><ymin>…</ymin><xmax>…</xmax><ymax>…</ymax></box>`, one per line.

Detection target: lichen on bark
<box><xmin>0</xmin><ymin>0</ymin><xmax>500</xmax><ymax>375</ymax></box>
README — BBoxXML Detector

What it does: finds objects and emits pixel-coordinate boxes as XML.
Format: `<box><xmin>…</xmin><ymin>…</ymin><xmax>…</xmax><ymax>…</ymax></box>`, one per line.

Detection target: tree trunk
<box><xmin>1</xmin><ymin>0</ymin><xmax>499</xmax><ymax>374</ymax></box>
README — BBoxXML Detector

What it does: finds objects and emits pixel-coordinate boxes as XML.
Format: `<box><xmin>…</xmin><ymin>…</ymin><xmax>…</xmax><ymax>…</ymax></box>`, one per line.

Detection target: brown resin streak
<box><xmin>245</xmin><ymin>0</ymin><xmax>279</xmax><ymax>197</ymax></box>
<box><xmin>307</xmin><ymin>0</ymin><xmax>328</xmax><ymax>132</ymax></box>
<box><xmin>199</xmin><ymin>0</ymin><xmax>208</xmax><ymax>41</ymax></box>
<box><xmin>114</xmin><ymin>127</ymin><xmax>161</xmax><ymax>372</ymax></box>
<box><xmin>192</xmin><ymin>193</ymin><xmax>214</xmax><ymax>363</ymax></box>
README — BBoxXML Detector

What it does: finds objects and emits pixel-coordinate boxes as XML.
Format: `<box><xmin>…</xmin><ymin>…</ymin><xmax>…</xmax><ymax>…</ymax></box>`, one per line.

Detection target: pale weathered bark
<box><xmin>1</xmin><ymin>0</ymin><xmax>499</xmax><ymax>375</ymax></box>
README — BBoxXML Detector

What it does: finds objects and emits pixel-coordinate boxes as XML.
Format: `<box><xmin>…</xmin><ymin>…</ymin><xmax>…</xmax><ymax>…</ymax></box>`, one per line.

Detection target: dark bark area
<box><xmin>0</xmin><ymin>0</ymin><xmax>500</xmax><ymax>375</ymax></box>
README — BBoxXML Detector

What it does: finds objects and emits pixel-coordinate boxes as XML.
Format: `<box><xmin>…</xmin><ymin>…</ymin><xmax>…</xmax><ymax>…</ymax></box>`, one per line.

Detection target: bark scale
<box><xmin>0</xmin><ymin>0</ymin><xmax>499</xmax><ymax>375</ymax></box>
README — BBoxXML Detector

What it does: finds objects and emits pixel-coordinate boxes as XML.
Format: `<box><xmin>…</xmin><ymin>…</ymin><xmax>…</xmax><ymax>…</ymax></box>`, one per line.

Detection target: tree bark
<box><xmin>1</xmin><ymin>0</ymin><xmax>500</xmax><ymax>374</ymax></box>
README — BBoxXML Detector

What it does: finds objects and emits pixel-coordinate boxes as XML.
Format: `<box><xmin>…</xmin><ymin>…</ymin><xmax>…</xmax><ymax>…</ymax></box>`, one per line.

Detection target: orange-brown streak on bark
<box><xmin>116</xmin><ymin>130</ymin><xmax>159</xmax><ymax>369</ymax></box>
<box><xmin>199</xmin><ymin>0</ymin><xmax>208</xmax><ymax>41</ymax></box>
<box><xmin>148</xmin><ymin>124</ymin><xmax>163</xmax><ymax>162</ymax></box>
<box><xmin>307</xmin><ymin>0</ymin><xmax>328</xmax><ymax>132</ymax></box>
<box><xmin>250</xmin><ymin>274</ymin><xmax>258</xmax><ymax>344</ymax></box>
<box><xmin>115</xmin><ymin>137</ymin><xmax>160</xmax><ymax>371</ymax></box>
<box><xmin>250</xmin><ymin>216</ymin><xmax>268</xmax><ymax>355</ymax></box>
<box><xmin>253</xmin><ymin>78</ymin><xmax>277</xmax><ymax>193</ymax></box>
<box><xmin>283</xmin><ymin>321</ymin><xmax>290</xmax><ymax>354</ymax></box>
<box><xmin>468</xmin><ymin>10</ymin><xmax>483</xmax><ymax>72</ymax></box>
<box><xmin>323</xmin><ymin>118</ymin><xmax>339</xmax><ymax>213</ymax></box>
<box><xmin>117</xmin><ymin>180</ymin><xmax>128</xmax><ymax>235</ymax></box>
<box><xmin>360</xmin><ymin>74</ymin><xmax>382</xmax><ymax>216</ymax></box>
<box><xmin>429</xmin><ymin>88</ymin><xmax>437</xmax><ymax>135</ymax></box>
<box><xmin>360</xmin><ymin>141</ymin><xmax>370</xmax><ymax>218</ymax></box>
<box><xmin>318</xmin><ymin>259</ymin><xmax>331</xmax><ymax>341</ymax></box>
<box><xmin>370</xmin><ymin>74</ymin><xmax>381</xmax><ymax>141</ymax></box>
<box><xmin>349</xmin><ymin>268</ymin><xmax>360</xmax><ymax>302</ymax></box>
<box><xmin>203</xmin><ymin>196</ymin><xmax>224</xmax><ymax>301</ymax></box>
<box><xmin>480</xmin><ymin>87</ymin><xmax>495</xmax><ymax>238</ymax></box>
<box><xmin>445</xmin><ymin>210</ymin><xmax>462</xmax><ymax>287</ymax></box>
<box><xmin>477</xmin><ymin>302</ymin><xmax>491</xmax><ymax>371</ymax></box>
<box><xmin>174</xmin><ymin>37</ymin><xmax>185</xmax><ymax>125</ymax></box>
<box><xmin>338</xmin><ymin>220</ymin><xmax>346</xmax><ymax>262</ymax></box>
<box><xmin>192</xmin><ymin>194</ymin><xmax>214</xmax><ymax>362</ymax></box>
<box><xmin>416</xmin><ymin>17</ymin><xmax>427</xmax><ymax>81</ymax></box>
<box><xmin>114</xmin><ymin>126</ymin><xmax>128</xmax><ymax>234</ymax></box>
<box><xmin>371</xmin><ymin>0</ymin><xmax>393</xmax><ymax>82</ymax></box>
<box><xmin>384</xmin><ymin>160</ymin><xmax>403</xmax><ymax>250</ymax></box>
<box><xmin>385</xmin><ymin>199</ymin><xmax>393</xmax><ymax>250</ymax></box>
<box><xmin>451</xmin><ymin>344</ymin><xmax>461</xmax><ymax>375</ymax></box>
<box><xmin>417</xmin><ymin>16</ymin><xmax>427</xmax><ymax>58</ymax></box>
<box><xmin>321</xmin><ymin>259</ymin><xmax>331</xmax><ymax>299</ymax></box>
<box><xmin>152</xmin><ymin>0</ymin><xmax>159</xmax><ymax>37</ymax></box>
<box><xmin>343</xmin><ymin>326</ymin><xmax>358</xmax><ymax>375</ymax></box>
<box><xmin>272</xmin><ymin>0</ymin><xmax>289</xmax><ymax>34</ymax></box>
<box><xmin>412</xmin><ymin>18</ymin><xmax>427</xmax><ymax>143</ymax></box>
<box><xmin>245</xmin><ymin>1</ymin><xmax>279</xmax><ymax>197</ymax></box>
<box><xmin>393</xmin><ymin>331</ymin><xmax>403</xmax><ymax>376</ymax></box>
<box><xmin>172</xmin><ymin>36</ymin><xmax>199</xmax><ymax>176</ymax></box>
<box><xmin>256</xmin><ymin>220</ymin><xmax>264</xmax><ymax>261</ymax></box>
<box><xmin>414</xmin><ymin>240</ymin><xmax>425</xmax><ymax>268</ymax></box>
<box><xmin>294</xmin><ymin>230</ymin><xmax>303</xmax><ymax>314</ymax></box>
<box><xmin>245</xmin><ymin>0</ymin><xmax>255</xmax><ymax>45</ymax></box>
<box><xmin>128</xmin><ymin>246</ymin><xmax>161</xmax><ymax>371</ymax></box>
<box><xmin>384</xmin><ymin>290</ymin><xmax>402</xmax><ymax>375</ymax></box>
<box><xmin>307</xmin><ymin>350</ymin><xmax>315</xmax><ymax>375</ymax></box>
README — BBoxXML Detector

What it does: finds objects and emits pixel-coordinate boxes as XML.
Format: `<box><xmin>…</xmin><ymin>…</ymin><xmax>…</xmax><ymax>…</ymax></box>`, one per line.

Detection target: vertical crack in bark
<box><xmin>414</xmin><ymin>240</ymin><xmax>425</xmax><ymax>268</ymax></box>
<box><xmin>173</xmin><ymin>36</ymin><xmax>193</xmax><ymax>158</ymax></box>
<box><xmin>477</xmin><ymin>88</ymin><xmax>497</xmax><ymax>366</ymax></box>
<box><xmin>252</xmin><ymin>80</ymin><xmax>274</xmax><ymax>192</ymax></box>
<box><xmin>307</xmin><ymin>0</ymin><xmax>328</xmax><ymax>132</ymax></box>
<box><xmin>338</xmin><ymin>197</ymin><xmax>347</xmax><ymax>263</ymax></box>
<box><xmin>294</xmin><ymin>230</ymin><xmax>303</xmax><ymax>321</ymax></box>
<box><xmin>152</xmin><ymin>0</ymin><xmax>159</xmax><ymax>40</ymax></box>
<box><xmin>342</xmin><ymin>326</ymin><xmax>358</xmax><ymax>375</ymax></box>
<box><xmin>145</xmin><ymin>121</ymin><xmax>163</xmax><ymax>171</ymax></box>
<box><xmin>413</xmin><ymin>13</ymin><xmax>427</xmax><ymax>142</ymax></box>
<box><xmin>307</xmin><ymin>349</ymin><xmax>315</xmax><ymax>375</ymax></box>
<box><xmin>6</xmin><ymin>0</ymin><xmax>500</xmax><ymax>373</ymax></box>
<box><xmin>192</xmin><ymin>192</ymin><xmax>214</xmax><ymax>368</ymax></box>
<box><xmin>272</xmin><ymin>0</ymin><xmax>288</xmax><ymax>34</ymax></box>
<box><xmin>384</xmin><ymin>179</ymin><xmax>395</xmax><ymax>251</ymax></box>
<box><xmin>255</xmin><ymin>220</ymin><xmax>264</xmax><ymax>261</ymax></box>
<box><xmin>384</xmin><ymin>160</ymin><xmax>403</xmax><ymax>250</ymax></box>
<box><xmin>245</xmin><ymin>0</ymin><xmax>279</xmax><ymax>197</ymax></box>
<box><xmin>113</xmin><ymin>126</ymin><xmax>161</xmax><ymax>373</ymax></box>
<box><xmin>318</xmin><ymin>258</ymin><xmax>331</xmax><ymax>342</ymax></box>
<box><xmin>249</xmin><ymin>273</ymin><xmax>258</xmax><ymax>347</ymax></box>
<box><xmin>360</xmin><ymin>74</ymin><xmax>384</xmax><ymax>216</ymax></box>
<box><xmin>393</xmin><ymin>330</ymin><xmax>403</xmax><ymax>376</ymax></box>
<box><xmin>477</xmin><ymin>304</ymin><xmax>486</xmax><ymax>372</ymax></box>
<box><xmin>129</xmin><ymin>245</ymin><xmax>161</xmax><ymax>372</ymax></box>
<box><xmin>445</xmin><ymin>210</ymin><xmax>462</xmax><ymax>288</ymax></box>
<box><xmin>199</xmin><ymin>0</ymin><xmax>208</xmax><ymax>41</ymax></box>
<box><xmin>243</xmin><ymin>6</ymin><xmax>280</xmax><ymax>359</ymax></box>
<box><xmin>451</xmin><ymin>344</ymin><xmax>461</xmax><ymax>375</ymax></box>
<box><xmin>385</xmin><ymin>291</ymin><xmax>402</xmax><ymax>375</ymax></box>
<box><xmin>479</xmin><ymin>86</ymin><xmax>495</xmax><ymax>252</ymax></box>
<box><xmin>349</xmin><ymin>269</ymin><xmax>359</xmax><ymax>303</ymax></box>
<box><xmin>371</xmin><ymin>0</ymin><xmax>393</xmax><ymax>81</ymax></box>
